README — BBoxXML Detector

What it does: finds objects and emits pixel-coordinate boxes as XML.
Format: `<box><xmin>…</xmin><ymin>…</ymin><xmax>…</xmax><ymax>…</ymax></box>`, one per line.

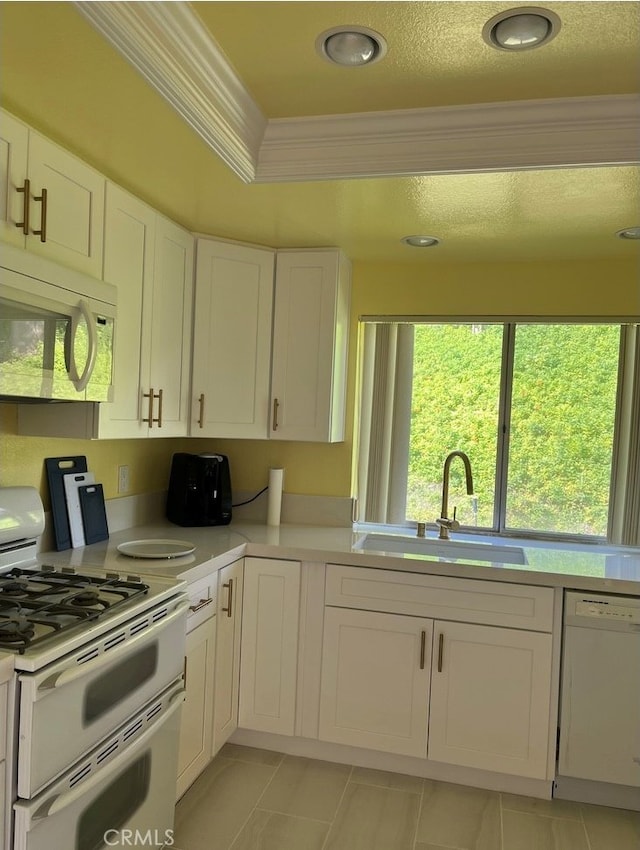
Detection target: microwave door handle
<box><xmin>31</xmin><ymin>682</ymin><xmax>185</xmax><ymax>821</ymax></box>
<box><xmin>34</xmin><ymin>599</ymin><xmax>189</xmax><ymax>695</ymax></box>
<box><xmin>68</xmin><ymin>299</ymin><xmax>98</xmax><ymax>392</ymax></box>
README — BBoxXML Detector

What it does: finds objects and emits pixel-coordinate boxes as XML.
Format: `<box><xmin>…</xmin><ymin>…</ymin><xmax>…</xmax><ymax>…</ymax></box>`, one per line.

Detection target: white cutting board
<box><xmin>63</xmin><ymin>471</ymin><xmax>95</xmax><ymax>547</ymax></box>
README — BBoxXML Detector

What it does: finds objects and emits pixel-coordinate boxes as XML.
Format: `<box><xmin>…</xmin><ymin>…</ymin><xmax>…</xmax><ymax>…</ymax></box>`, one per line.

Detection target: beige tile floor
<box><xmin>174</xmin><ymin>744</ymin><xmax>640</xmax><ymax>850</ymax></box>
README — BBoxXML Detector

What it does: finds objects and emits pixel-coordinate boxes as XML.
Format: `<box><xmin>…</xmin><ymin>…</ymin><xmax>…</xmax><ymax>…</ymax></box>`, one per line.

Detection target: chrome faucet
<box><xmin>436</xmin><ymin>451</ymin><xmax>474</xmax><ymax>540</ymax></box>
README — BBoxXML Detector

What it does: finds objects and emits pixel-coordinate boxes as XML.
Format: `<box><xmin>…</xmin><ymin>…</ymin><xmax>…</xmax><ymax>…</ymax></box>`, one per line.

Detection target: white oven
<box><xmin>17</xmin><ymin>596</ymin><xmax>187</xmax><ymax>798</ymax></box>
<box><xmin>13</xmin><ymin>680</ymin><xmax>184</xmax><ymax>850</ymax></box>
<box><xmin>0</xmin><ymin>486</ymin><xmax>189</xmax><ymax>850</ymax></box>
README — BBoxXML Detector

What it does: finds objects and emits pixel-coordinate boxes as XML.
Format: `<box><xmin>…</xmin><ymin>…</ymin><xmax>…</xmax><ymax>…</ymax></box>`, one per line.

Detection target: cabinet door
<box><xmin>99</xmin><ymin>184</ymin><xmax>156</xmax><ymax>438</ymax></box>
<box><xmin>146</xmin><ymin>216</ymin><xmax>194</xmax><ymax>437</ymax></box>
<box><xmin>270</xmin><ymin>250</ymin><xmax>351</xmax><ymax>442</ymax></box>
<box><xmin>192</xmin><ymin>239</ymin><xmax>274</xmax><ymax>438</ymax></box>
<box><xmin>428</xmin><ymin>621</ymin><xmax>553</xmax><ymax>779</ymax></box>
<box><xmin>212</xmin><ymin>560</ymin><xmax>244</xmax><ymax>755</ymax></box>
<box><xmin>177</xmin><ymin>615</ymin><xmax>216</xmax><ymax>800</ymax></box>
<box><xmin>239</xmin><ymin>557</ymin><xmax>300</xmax><ymax>735</ymax></box>
<box><xmin>0</xmin><ymin>109</ymin><xmax>29</xmax><ymax>248</ymax></box>
<box><xmin>319</xmin><ymin>607</ymin><xmax>432</xmax><ymax>757</ymax></box>
<box><xmin>27</xmin><ymin>132</ymin><xmax>105</xmax><ymax>278</ymax></box>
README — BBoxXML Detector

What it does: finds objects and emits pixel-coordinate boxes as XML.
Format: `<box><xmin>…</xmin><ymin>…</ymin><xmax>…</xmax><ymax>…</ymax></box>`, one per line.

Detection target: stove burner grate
<box><xmin>0</xmin><ymin>567</ymin><xmax>150</xmax><ymax>653</ymax></box>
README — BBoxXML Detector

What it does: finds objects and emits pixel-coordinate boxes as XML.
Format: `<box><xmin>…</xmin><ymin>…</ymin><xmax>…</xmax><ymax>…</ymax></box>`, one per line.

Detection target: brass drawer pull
<box><xmin>142</xmin><ymin>389</ymin><xmax>155</xmax><ymax>426</ymax></box>
<box><xmin>197</xmin><ymin>393</ymin><xmax>205</xmax><ymax>428</ymax></box>
<box><xmin>420</xmin><ymin>630</ymin><xmax>426</xmax><ymax>670</ymax></box>
<box><xmin>189</xmin><ymin>597</ymin><xmax>213</xmax><ymax>613</ymax></box>
<box><xmin>222</xmin><ymin>579</ymin><xmax>233</xmax><ymax>617</ymax></box>
<box><xmin>155</xmin><ymin>388</ymin><xmax>163</xmax><ymax>427</ymax></box>
<box><xmin>437</xmin><ymin>632</ymin><xmax>444</xmax><ymax>672</ymax></box>
<box><xmin>33</xmin><ymin>187</ymin><xmax>48</xmax><ymax>242</ymax></box>
<box><xmin>15</xmin><ymin>178</ymin><xmax>30</xmax><ymax>235</ymax></box>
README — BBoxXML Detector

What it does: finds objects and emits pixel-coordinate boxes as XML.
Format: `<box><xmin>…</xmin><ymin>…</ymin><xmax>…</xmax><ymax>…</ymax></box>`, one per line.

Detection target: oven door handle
<box><xmin>31</xmin><ymin>683</ymin><xmax>185</xmax><ymax>821</ymax></box>
<box><xmin>35</xmin><ymin>599</ymin><xmax>189</xmax><ymax>694</ymax></box>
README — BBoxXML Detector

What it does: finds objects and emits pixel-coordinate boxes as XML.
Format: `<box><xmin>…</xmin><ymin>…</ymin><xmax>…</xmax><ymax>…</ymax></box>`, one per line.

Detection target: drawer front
<box><xmin>326</xmin><ymin>564</ymin><xmax>554</xmax><ymax>632</ymax></box>
<box><xmin>186</xmin><ymin>575</ymin><xmax>217</xmax><ymax>633</ymax></box>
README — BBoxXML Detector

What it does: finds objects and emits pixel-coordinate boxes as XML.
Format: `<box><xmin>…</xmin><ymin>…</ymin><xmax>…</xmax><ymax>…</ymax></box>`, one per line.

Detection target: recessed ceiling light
<box><xmin>616</xmin><ymin>227</ymin><xmax>640</xmax><ymax>240</ymax></box>
<box><xmin>316</xmin><ymin>26</ymin><xmax>387</xmax><ymax>67</ymax></box>
<box><xmin>483</xmin><ymin>7</ymin><xmax>561</xmax><ymax>52</ymax></box>
<box><xmin>402</xmin><ymin>235</ymin><xmax>440</xmax><ymax>248</ymax></box>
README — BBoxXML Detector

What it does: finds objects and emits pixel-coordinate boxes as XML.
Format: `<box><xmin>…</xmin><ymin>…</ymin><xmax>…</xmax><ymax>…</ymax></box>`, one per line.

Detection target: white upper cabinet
<box><xmin>17</xmin><ymin>185</ymin><xmax>194</xmax><ymax>439</ymax></box>
<box><xmin>99</xmin><ymin>184</ymin><xmax>156</xmax><ymax>438</ymax></box>
<box><xmin>0</xmin><ymin>109</ymin><xmax>105</xmax><ymax>278</ymax></box>
<box><xmin>0</xmin><ymin>110</ymin><xmax>28</xmax><ymax>249</ymax></box>
<box><xmin>191</xmin><ymin>239</ymin><xmax>274</xmax><ymax>438</ymax></box>
<box><xmin>270</xmin><ymin>249</ymin><xmax>351</xmax><ymax>442</ymax></box>
<box><xmin>146</xmin><ymin>215</ymin><xmax>194</xmax><ymax>437</ymax></box>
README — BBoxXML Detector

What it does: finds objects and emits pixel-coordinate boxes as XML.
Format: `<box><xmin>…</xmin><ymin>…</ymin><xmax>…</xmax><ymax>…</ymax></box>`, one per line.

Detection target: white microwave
<box><xmin>0</xmin><ymin>245</ymin><xmax>116</xmax><ymax>402</ymax></box>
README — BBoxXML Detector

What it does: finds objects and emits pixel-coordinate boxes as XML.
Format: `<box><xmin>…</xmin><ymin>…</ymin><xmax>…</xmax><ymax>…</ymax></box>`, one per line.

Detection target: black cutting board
<box><xmin>45</xmin><ymin>456</ymin><xmax>88</xmax><ymax>551</ymax></box>
<box><xmin>78</xmin><ymin>483</ymin><xmax>109</xmax><ymax>545</ymax></box>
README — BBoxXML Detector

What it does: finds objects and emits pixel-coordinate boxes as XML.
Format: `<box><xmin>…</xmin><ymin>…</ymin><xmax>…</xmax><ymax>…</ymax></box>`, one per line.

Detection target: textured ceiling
<box><xmin>0</xmin><ymin>1</ymin><xmax>639</xmax><ymax>265</ymax></box>
<box><xmin>197</xmin><ymin>1</ymin><xmax>640</xmax><ymax>116</ymax></box>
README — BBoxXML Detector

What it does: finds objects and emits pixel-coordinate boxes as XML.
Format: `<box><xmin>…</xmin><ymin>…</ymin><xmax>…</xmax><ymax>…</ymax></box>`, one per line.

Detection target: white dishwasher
<box><xmin>555</xmin><ymin>591</ymin><xmax>640</xmax><ymax>810</ymax></box>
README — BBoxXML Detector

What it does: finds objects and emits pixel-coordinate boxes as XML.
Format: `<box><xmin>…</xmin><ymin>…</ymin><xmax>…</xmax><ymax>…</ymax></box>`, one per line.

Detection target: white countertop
<box><xmin>40</xmin><ymin>520</ymin><xmax>640</xmax><ymax>595</ymax></box>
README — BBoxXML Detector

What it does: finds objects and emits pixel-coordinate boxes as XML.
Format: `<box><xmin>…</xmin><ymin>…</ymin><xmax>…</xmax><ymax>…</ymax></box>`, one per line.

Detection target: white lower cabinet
<box><xmin>319</xmin><ymin>607</ymin><xmax>432</xmax><ymax>757</ymax></box>
<box><xmin>239</xmin><ymin>557</ymin><xmax>300</xmax><ymax>735</ymax></box>
<box><xmin>177</xmin><ymin>620</ymin><xmax>216</xmax><ymax>799</ymax></box>
<box><xmin>212</xmin><ymin>559</ymin><xmax>244</xmax><ymax>755</ymax></box>
<box><xmin>318</xmin><ymin>564</ymin><xmax>555</xmax><ymax>780</ymax></box>
<box><xmin>428</xmin><ymin>620</ymin><xmax>553</xmax><ymax>778</ymax></box>
<box><xmin>177</xmin><ymin>575</ymin><xmax>217</xmax><ymax>799</ymax></box>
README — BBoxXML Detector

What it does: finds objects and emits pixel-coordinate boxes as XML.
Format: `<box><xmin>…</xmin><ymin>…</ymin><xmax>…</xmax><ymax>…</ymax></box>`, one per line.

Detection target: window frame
<box><xmin>356</xmin><ymin>316</ymin><xmax>640</xmax><ymax>546</ymax></box>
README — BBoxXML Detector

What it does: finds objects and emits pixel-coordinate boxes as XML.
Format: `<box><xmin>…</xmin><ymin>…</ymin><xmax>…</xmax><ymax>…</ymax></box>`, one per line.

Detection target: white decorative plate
<box><xmin>117</xmin><ymin>539</ymin><xmax>196</xmax><ymax>559</ymax></box>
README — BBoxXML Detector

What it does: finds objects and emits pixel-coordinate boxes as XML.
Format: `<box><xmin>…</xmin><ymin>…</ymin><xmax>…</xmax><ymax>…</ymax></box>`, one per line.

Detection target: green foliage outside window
<box><xmin>407</xmin><ymin>323</ymin><xmax>619</xmax><ymax>537</ymax></box>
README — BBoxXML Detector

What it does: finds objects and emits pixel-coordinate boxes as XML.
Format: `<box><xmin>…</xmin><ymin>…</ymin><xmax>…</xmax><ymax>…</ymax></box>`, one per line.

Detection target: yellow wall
<box><xmin>1</xmin><ymin>4</ymin><xmax>638</xmax><ymax>507</ymax></box>
<box><xmin>2</xmin><ymin>257</ymin><xmax>637</xmax><ymax>507</ymax></box>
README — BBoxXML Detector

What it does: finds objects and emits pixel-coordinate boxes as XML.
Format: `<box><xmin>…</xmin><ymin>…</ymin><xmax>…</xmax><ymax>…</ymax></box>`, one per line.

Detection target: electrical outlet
<box><xmin>118</xmin><ymin>465</ymin><xmax>130</xmax><ymax>494</ymax></box>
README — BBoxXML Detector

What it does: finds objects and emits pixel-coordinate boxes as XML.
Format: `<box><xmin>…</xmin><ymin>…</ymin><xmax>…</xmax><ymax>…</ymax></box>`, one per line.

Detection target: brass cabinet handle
<box><xmin>189</xmin><ymin>597</ymin><xmax>213</xmax><ymax>613</ymax></box>
<box><xmin>197</xmin><ymin>393</ymin><xmax>205</xmax><ymax>428</ymax></box>
<box><xmin>15</xmin><ymin>178</ymin><xmax>30</xmax><ymax>235</ymax></box>
<box><xmin>222</xmin><ymin>579</ymin><xmax>233</xmax><ymax>618</ymax></box>
<box><xmin>33</xmin><ymin>187</ymin><xmax>48</xmax><ymax>242</ymax></box>
<box><xmin>420</xmin><ymin>630</ymin><xmax>426</xmax><ymax>670</ymax></box>
<box><xmin>142</xmin><ymin>388</ymin><xmax>155</xmax><ymax>427</ymax></box>
<box><xmin>272</xmin><ymin>397</ymin><xmax>280</xmax><ymax>431</ymax></box>
<box><xmin>437</xmin><ymin>632</ymin><xmax>444</xmax><ymax>673</ymax></box>
<box><xmin>155</xmin><ymin>388</ymin><xmax>163</xmax><ymax>427</ymax></box>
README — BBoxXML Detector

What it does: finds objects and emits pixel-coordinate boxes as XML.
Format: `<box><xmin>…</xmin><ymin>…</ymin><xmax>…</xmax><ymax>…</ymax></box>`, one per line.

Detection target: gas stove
<box><xmin>0</xmin><ymin>565</ymin><xmax>151</xmax><ymax>653</ymax></box>
<box><xmin>0</xmin><ymin>485</ymin><xmax>186</xmax><ymax>671</ymax></box>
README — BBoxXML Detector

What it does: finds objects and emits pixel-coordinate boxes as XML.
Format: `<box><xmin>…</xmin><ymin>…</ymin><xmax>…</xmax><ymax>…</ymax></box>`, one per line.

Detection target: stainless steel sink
<box><xmin>355</xmin><ymin>533</ymin><xmax>527</xmax><ymax>565</ymax></box>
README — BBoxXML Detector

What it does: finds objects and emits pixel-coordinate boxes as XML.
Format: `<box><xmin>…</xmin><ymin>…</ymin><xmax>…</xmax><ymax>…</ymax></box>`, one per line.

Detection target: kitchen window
<box><xmin>356</xmin><ymin>319</ymin><xmax>640</xmax><ymax>545</ymax></box>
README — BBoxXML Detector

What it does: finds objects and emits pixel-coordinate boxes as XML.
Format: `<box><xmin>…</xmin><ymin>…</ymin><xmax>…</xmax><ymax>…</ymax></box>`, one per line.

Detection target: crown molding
<box><xmin>75</xmin><ymin>2</ymin><xmax>640</xmax><ymax>185</ymax></box>
<box><xmin>75</xmin><ymin>0</ymin><xmax>265</xmax><ymax>183</ymax></box>
<box><xmin>256</xmin><ymin>94</ymin><xmax>640</xmax><ymax>182</ymax></box>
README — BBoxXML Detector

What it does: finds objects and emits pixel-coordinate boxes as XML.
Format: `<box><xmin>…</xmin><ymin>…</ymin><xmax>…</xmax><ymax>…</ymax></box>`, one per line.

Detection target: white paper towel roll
<box><xmin>267</xmin><ymin>468</ymin><xmax>284</xmax><ymax>526</ymax></box>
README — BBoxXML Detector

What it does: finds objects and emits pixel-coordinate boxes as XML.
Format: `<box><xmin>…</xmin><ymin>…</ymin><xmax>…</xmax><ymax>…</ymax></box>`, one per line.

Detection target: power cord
<box><xmin>232</xmin><ymin>485</ymin><xmax>268</xmax><ymax>508</ymax></box>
